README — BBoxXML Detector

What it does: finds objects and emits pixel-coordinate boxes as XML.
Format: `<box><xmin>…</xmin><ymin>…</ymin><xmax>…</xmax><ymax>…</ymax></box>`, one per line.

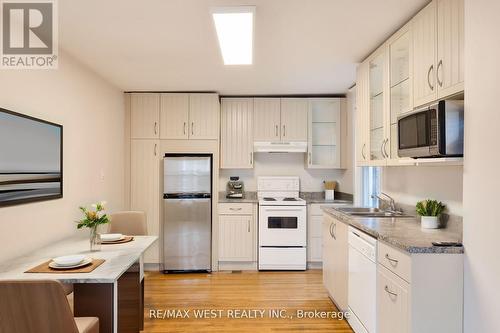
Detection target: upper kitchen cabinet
<box><xmin>307</xmin><ymin>98</ymin><xmax>344</xmax><ymax>169</ymax></box>
<box><xmin>220</xmin><ymin>98</ymin><xmax>254</xmax><ymax>169</ymax></box>
<box><xmin>436</xmin><ymin>0</ymin><xmax>464</xmax><ymax>98</ymax></box>
<box><xmin>280</xmin><ymin>98</ymin><xmax>308</xmax><ymax>141</ymax></box>
<box><xmin>160</xmin><ymin>93</ymin><xmax>220</xmax><ymax>140</ymax></box>
<box><xmin>253</xmin><ymin>98</ymin><xmax>281</xmax><ymax>142</ymax></box>
<box><xmin>368</xmin><ymin>45</ymin><xmax>390</xmax><ymax>166</ymax></box>
<box><xmin>160</xmin><ymin>93</ymin><xmax>189</xmax><ymax>139</ymax></box>
<box><xmin>356</xmin><ymin>61</ymin><xmax>370</xmax><ymax>166</ymax></box>
<box><xmin>130</xmin><ymin>93</ymin><xmax>160</xmax><ymax>139</ymax></box>
<box><xmin>189</xmin><ymin>93</ymin><xmax>220</xmax><ymax>140</ymax></box>
<box><xmin>413</xmin><ymin>0</ymin><xmax>464</xmax><ymax>107</ymax></box>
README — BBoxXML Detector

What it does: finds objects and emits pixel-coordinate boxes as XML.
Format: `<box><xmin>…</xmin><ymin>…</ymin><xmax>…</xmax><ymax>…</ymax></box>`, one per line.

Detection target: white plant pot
<box><xmin>421</xmin><ymin>216</ymin><xmax>440</xmax><ymax>229</ymax></box>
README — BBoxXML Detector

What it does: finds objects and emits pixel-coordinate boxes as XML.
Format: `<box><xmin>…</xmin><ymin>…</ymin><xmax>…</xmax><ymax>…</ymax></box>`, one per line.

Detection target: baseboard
<box><xmin>144</xmin><ymin>263</ymin><xmax>161</xmax><ymax>272</ymax></box>
<box><xmin>307</xmin><ymin>261</ymin><xmax>323</xmax><ymax>270</ymax></box>
<box><xmin>218</xmin><ymin>261</ymin><xmax>258</xmax><ymax>271</ymax></box>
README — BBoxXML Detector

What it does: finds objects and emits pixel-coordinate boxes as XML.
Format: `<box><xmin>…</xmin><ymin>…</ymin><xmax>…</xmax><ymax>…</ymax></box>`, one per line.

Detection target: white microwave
<box><xmin>398</xmin><ymin>100</ymin><xmax>464</xmax><ymax>158</ymax></box>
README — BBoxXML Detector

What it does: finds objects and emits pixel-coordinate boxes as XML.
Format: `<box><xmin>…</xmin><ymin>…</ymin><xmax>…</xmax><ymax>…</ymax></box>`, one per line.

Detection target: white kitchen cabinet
<box><xmin>130</xmin><ymin>93</ymin><xmax>160</xmax><ymax>139</ymax></box>
<box><xmin>253</xmin><ymin>98</ymin><xmax>281</xmax><ymax>142</ymax></box>
<box><xmin>280</xmin><ymin>98</ymin><xmax>308</xmax><ymax>141</ymax></box>
<box><xmin>322</xmin><ymin>213</ymin><xmax>348</xmax><ymax>311</ymax></box>
<box><xmin>160</xmin><ymin>93</ymin><xmax>189</xmax><ymax>139</ymax></box>
<box><xmin>130</xmin><ymin>139</ymin><xmax>160</xmax><ymax>263</ymax></box>
<box><xmin>356</xmin><ymin>61</ymin><xmax>370</xmax><ymax>166</ymax></box>
<box><xmin>413</xmin><ymin>1</ymin><xmax>437</xmax><ymax>107</ymax></box>
<box><xmin>377</xmin><ymin>241</ymin><xmax>463</xmax><ymax>333</ymax></box>
<box><xmin>377</xmin><ymin>264</ymin><xmax>410</xmax><ymax>333</ymax></box>
<box><xmin>413</xmin><ymin>0</ymin><xmax>464</xmax><ymax>107</ymax></box>
<box><xmin>220</xmin><ymin>98</ymin><xmax>254</xmax><ymax>169</ymax></box>
<box><xmin>159</xmin><ymin>93</ymin><xmax>219</xmax><ymax>140</ymax></box>
<box><xmin>436</xmin><ymin>0</ymin><xmax>464</xmax><ymax>99</ymax></box>
<box><xmin>189</xmin><ymin>93</ymin><xmax>220</xmax><ymax>140</ymax></box>
<box><xmin>307</xmin><ymin>98</ymin><xmax>343</xmax><ymax>169</ymax></box>
<box><xmin>218</xmin><ymin>203</ymin><xmax>256</xmax><ymax>266</ymax></box>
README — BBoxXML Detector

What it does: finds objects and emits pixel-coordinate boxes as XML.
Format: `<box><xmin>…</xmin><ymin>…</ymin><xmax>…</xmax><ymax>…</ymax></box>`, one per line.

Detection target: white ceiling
<box><xmin>59</xmin><ymin>0</ymin><xmax>428</xmax><ymax>95</ymax></box>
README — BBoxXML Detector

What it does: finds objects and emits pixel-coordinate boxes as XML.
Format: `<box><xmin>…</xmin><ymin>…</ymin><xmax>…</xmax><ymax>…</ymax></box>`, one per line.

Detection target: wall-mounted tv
<box><xmin>0</xmin><ymin>108</ymin><xmax>62</xmax><ymax>207</ymax></box>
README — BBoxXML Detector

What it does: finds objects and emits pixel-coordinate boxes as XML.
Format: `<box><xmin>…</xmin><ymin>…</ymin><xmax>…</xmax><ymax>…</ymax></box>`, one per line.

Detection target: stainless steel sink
<box><xmin>337</xmin><ymin>207</ymin><xmax>413</xmax><ymax>218</ymax></box>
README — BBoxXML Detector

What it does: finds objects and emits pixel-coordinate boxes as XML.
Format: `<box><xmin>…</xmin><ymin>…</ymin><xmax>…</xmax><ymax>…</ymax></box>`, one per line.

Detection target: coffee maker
<box><xmin>226</xmin><ymin>176</ymin><xmax>244</xmax><ymax>198</ymax></box>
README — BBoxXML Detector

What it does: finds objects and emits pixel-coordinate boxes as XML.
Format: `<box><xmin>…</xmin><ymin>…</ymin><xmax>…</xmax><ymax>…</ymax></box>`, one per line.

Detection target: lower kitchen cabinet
<box><xmin>218</xmin><ymin>203</ymin><xmax>257</xmax><ymax>270</ymax></box>
<box><xmin>377</xmin><ymin>241</ymin><xmax>463</xmax><ymax>333</ymax></box>
<box><xmin>322</xmin><ymin>213</ymin><xmax>348</xmax><ymax>311</ymax></box>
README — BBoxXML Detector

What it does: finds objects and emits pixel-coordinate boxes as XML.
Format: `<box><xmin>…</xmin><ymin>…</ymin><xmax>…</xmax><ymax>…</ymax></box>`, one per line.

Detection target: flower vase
<box><xmin>89</xmin><ymin>226</ymin><xmax>101</xmax><ymax>251</ymax></box>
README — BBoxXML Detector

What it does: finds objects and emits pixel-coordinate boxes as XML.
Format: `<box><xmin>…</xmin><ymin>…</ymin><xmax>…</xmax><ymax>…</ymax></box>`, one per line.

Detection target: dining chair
<box><xmin>108</xmin><ymin>211</ymin><xmax>147</xmax><ymax>235</ymax></box>
<box><xmin>0</xmin><ymin>280</ymin><xmax>99</xmax><ymax>333</ymax></box>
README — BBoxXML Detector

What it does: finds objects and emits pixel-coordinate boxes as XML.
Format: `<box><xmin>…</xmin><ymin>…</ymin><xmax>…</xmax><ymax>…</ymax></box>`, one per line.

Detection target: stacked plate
<box><xmin>49</xmin><ymin>254</ymin><xmax>92</xmax><ymax>269</ymax></box>
<box><xmin>100</xmin><ymin>233</ymin><xmax>124</xmax><ymax>243</ymax></box>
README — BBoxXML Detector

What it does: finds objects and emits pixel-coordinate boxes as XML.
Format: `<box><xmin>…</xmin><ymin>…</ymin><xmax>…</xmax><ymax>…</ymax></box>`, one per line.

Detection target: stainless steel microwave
<box><xmin>398</xmin><ymin>100</ymin><xmax>464</xmax><ymax>158</ymax></box>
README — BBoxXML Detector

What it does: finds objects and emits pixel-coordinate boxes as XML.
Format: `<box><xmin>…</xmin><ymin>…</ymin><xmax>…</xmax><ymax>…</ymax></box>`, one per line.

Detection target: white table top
<box><xmin>0</xmin><ymin>235</ymin><xmax>157</xmax><ymax>283</ymax></box>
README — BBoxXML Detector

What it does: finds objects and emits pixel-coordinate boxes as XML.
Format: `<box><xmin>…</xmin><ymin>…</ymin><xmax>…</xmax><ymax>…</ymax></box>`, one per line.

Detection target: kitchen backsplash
<box><xmin>219</xmin><ymin>153</ymin><xmax>352</xmax><ymax>193</ymax></box>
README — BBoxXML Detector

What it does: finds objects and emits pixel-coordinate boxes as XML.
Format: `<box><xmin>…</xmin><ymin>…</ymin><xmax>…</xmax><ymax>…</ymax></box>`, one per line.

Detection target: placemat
<box><xmin>101</xmin><ymin>236</ymin><xmax>134</xmax><ymax>245</ymax></box>
<box><xmin>25</xmin><ymin>258</ymin><xmax>105</xmax><ymax>273</ymax></box>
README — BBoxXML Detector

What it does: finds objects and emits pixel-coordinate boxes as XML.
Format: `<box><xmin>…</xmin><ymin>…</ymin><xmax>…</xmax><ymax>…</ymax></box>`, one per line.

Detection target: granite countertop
<box><xmin>218</xmin><ymin>191</ymin><xmax>353</xmax><ymax>204</ymax></box>
<box><xmin>322</xmin><ymin>207</ymin><xmax>463</xmax><ymax>254</ymax></box>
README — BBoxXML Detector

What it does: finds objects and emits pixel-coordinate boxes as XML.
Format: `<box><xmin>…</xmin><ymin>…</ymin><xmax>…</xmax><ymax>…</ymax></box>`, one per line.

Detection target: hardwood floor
<box><xmin>142</xmin><ymin>270</ymin><xmax>353</xmax><ymax>333</ymax></box>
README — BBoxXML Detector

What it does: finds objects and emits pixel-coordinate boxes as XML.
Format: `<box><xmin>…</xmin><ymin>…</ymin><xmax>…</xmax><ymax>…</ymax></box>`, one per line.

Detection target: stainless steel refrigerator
<box><xmin>163</xmin><ymin>154</ymin><xmax>212</xmax><ymax>272</ymax></box>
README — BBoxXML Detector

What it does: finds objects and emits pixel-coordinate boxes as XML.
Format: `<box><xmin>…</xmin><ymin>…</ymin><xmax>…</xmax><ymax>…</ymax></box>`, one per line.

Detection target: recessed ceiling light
<box><xmin>212</xmin><ymin>6</ymin><xmax>255</xmax><ymax>65</ymax></box>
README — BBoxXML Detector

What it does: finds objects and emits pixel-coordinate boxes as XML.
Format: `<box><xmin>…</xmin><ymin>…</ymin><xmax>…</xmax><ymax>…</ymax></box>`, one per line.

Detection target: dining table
<box><xmin>0</xmin><ymin>234</ymin><xmax>157</xmax><ymax>333</ymax></box>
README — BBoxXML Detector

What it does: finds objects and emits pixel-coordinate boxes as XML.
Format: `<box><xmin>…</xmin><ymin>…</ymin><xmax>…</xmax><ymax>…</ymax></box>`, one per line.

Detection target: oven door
<box><xmin>259</xmin><ymin>205</ymin><xmax>306</xmax><ymax>246</ymax></box>
<box><xmin>398</xmin><ymin>106</ymin><xmax>436</xmax><ymax>158</ymax></box>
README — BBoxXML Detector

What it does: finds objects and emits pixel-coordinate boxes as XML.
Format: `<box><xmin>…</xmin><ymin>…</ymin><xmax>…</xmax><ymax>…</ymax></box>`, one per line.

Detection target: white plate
<box><xmin>49</xmin><ymin>257</ymin><xmax>92</xmax><ymax>270</ymax></box>
<box><xmin>52</xmin><ymin>254</ymin><xmax>86</xmax><ymax>267</ymax></box>
<box><xmin>100</xmin><ymin>233</ymin><xmax>124</xmax><ymax>242</ymax></box>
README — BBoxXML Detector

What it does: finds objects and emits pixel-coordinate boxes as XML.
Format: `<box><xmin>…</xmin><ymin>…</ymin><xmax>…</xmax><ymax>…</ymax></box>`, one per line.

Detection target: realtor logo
<box><xmin>1</xmin><ymin>0</ymin><xmax>58</xmax><ymax>69</ymax></box>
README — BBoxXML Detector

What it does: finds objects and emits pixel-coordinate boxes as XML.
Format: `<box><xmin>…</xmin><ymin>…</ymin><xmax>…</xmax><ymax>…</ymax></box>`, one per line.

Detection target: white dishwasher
<box><xmin>347</xmin><ymin>226</ymin><xmax>377</xmax><ymax>333</ymax></box>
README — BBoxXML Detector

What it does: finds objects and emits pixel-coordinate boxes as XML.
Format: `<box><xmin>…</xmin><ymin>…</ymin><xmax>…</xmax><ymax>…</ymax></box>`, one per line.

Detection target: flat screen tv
<box><xmin>0</xmin><ymin>108</ymin><xmax>62</xmax><ymax>207</ymax></box>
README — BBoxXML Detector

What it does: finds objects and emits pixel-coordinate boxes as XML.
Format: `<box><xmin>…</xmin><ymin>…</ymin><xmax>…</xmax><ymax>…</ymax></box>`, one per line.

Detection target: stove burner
<box><xmin>283</xmin><ymin>197</ymin><xmax>298</xmax><ymax>201</ymax></box>
<box><xmin>263</xmin><ymin>197</ymin><xmax>277</xmax><ymax>201</ymax></box>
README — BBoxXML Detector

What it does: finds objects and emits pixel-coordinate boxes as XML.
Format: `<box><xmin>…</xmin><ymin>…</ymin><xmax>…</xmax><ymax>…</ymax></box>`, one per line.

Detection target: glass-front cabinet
<box><xmin>307</xmin><ymin>98</ymin><xmax>343</xmax><ymax>169</ymax></box>
<box><xmin>368</xmin><ymin>46</ymin><xmax>389</xmax><ymax>165</ymax></box>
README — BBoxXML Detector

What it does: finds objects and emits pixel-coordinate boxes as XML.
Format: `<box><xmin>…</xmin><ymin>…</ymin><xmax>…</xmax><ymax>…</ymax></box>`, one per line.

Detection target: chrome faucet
<box><xmin>371</xmin><ymin>192</ymin><xmax>398</xmax><ymax>212</ymax></box>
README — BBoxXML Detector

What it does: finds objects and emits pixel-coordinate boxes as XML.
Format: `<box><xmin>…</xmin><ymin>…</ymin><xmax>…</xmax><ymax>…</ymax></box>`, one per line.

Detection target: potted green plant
<box><xmin>77</xmin><ymin>201</ymin><xmax>110</xmax><ymax>251</ymax></box>
<box><xmin>416</xmin><ymin>199</ymin><xmax>446</xmax><ymax>229</ymax></box>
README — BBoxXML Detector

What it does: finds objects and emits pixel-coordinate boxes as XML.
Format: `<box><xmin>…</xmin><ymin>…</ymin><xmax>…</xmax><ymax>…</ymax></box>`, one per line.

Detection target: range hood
<box><xmin>253</xmin><ymin>141</ymin><xmax>307</xmax><ymax>153</ymax></box>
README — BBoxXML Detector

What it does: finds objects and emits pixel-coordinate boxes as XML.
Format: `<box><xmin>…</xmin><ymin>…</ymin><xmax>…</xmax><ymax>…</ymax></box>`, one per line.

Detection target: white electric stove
<box><xmin>257</xmin><ymin>176</ymin><xmax>307</xmax><ymax>270</ymax></box>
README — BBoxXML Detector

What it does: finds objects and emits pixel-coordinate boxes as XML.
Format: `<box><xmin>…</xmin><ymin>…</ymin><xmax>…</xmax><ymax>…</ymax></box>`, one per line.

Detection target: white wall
<box><xmin>463</xmin><ymin>0</ymin><xmax>500</xmax><ymax>331</ymax></box>
<box><xmin>0</xmin><ymin>50</ymin><xmax>125</xmax><ymax>262</ymax></box>
<box><xmin>382</xmin><ymin>166</ymin><xmax>463</xmax><ymax>215</ymax></box>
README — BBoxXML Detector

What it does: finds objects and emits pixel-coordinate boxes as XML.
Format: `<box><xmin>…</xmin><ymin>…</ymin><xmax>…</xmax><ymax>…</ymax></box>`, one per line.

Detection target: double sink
<box><xmin>337</xmin><ymin>207</ymin><xmax>413</xmax><ymax>218</ymax></box>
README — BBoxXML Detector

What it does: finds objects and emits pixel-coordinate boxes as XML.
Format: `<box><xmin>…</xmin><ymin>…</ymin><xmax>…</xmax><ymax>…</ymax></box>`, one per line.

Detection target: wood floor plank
<box><xmin>142</xmin><ymin>270</ymin><xmax>353</xmax><ymax>332</ymax></box>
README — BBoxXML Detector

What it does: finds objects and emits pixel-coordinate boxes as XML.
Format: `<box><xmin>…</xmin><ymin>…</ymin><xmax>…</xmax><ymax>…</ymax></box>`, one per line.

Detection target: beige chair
<box><xmin>0</xmin><ymin>280</ymin><xmax>99</xmax><ymax>333</ymax></box>
<box><xmin>108</xmin><ymin>211</ymin><xmax>147</xmax><ymax>235</ymax></box>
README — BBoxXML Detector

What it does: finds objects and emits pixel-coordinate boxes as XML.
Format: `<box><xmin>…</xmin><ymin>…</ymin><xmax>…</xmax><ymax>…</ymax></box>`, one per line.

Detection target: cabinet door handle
<box><xmin>329</xmin><ymin>223</ymin><xmax>334</xmax><ymax>237</ymax></box>
<box><xmin>282</xmin><ymin>125</ymin><xmax>286</xmax><ymax>137</ymax></box>
<box><xmin>154</xmin><ymin>122</ymin><xmax>158</xmax><ymax>135</ymax></box>
<box><xmin>362</xmin><ymin>143</ymin><xmax>366</xmax><ymax>160</ymax></box>
<box><xmin>191</xmin><ymin>122</ymin><xmax>194</xmax><ymax>135</ymax></box>
<box><xmin>332</xmin><ymin>223</ymin><xmax>337</xmax><ymax>240</ymax></box>
<box><xmin>427</xmin><ymin>64</ymin><xmax>434</xmax><ymax>91</ymax></box>
<box><xmin>154</xmin><ymin>143</ymin><xmax>157</xmax><ymax>156</ymax></box>
<box><xmin>383</xmin><ymin>138</ymin><xmax>389</xmax><ymax>158</ymax></box>
<box><xmin>385</xmin><ymin>253</ymin><xmax>399</xmax><ymax>265</ymax></box>
<box><xmin>183</xmin><ymin>122</ymin><xmax>187</xmax><ymax>135</ymax></box>
<box><xmin>437</xmin><ymin>59</ymin><xmax>443</xmax><ymax>87</ymax></box>
<box><xmin>380</xmin><ymin>140</ymin><xmax>386</xmax><ymax>159</ymax></box>
<box><xmin>247</xmin><ymin>219</ymin><xmax>250</xmax><ymax>233</ymax></box>
<box><xmin>250</xmin><ymin>152</ymin><xmax>253</xmax><ymax>165</ymax></box>
<box><xmin>308</xmin><ymin>152</ymin><xmax>312</xmax><ymax>165</ymax></box>
<box><xmin>229</xmin><ymin>207</ymin><xmax>242</xmax><ymax>211</ymax></box>
<box><xmin>275</xmin><ymin>124</ymin><xmax>279</xmax><ymax>137</ymax></box>
<box><xmin>384</xmin><ymin>285</ymin><xmax>398</xmax><ymax>297</ymax></box>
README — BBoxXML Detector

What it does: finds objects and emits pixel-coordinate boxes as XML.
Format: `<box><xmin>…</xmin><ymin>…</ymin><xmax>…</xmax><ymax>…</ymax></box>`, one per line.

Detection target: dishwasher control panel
<box><xmin>348</xmin><ymin>227</ymin><xmax>377</xmax><ymax>262</ymax></box>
